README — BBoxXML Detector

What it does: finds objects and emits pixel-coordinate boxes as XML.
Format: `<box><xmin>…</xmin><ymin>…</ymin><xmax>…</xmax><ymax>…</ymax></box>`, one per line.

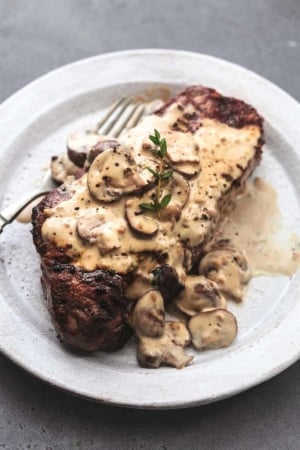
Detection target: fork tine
<box><xmin>95</xmin><ymin>97</ymin><xmax>126</xmax><ymax>132</ymax></box>
<box><xmin>98</xmin><ymin>98</ymin><xmax>133</xmax><ymax>136</ymax></box>
<box><xmin>121</xmin><ymin>104</ymin><xmax>145</xmax><ymax>134</ymax></box>
<box><xmin>112</xmin><ymin>103</ymin><xmax>145</xmax><ymax>138</ymax></box>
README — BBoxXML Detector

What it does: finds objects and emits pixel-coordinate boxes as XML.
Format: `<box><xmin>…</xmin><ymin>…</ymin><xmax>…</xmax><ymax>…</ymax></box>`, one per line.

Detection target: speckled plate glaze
<box><xmin>1</xmin><ymin>49</ymin><xmax>300</xmax><ymax>409</ymax></box>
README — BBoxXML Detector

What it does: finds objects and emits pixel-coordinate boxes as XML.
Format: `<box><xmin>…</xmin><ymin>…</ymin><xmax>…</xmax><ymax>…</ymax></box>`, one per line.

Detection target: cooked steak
<box><xmin>32</xmin><ymin>85</ymin><xmax>263</xmax><ymax>353</ymax></box>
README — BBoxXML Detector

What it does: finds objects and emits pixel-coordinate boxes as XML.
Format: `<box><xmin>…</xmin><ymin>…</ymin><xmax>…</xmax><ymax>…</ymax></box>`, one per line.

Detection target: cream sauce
<box><xmin>41</xmin><ymin>104</ymin><xmax>261</xmax><ymax>281</ymax></box>
<box><xmin>219</xmin><ymin>177</ymin><xmax>300</xmax><ymax>276</ymax></box>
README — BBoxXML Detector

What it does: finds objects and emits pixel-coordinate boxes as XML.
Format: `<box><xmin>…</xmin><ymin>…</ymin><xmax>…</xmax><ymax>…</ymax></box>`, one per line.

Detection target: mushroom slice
<box><xmin>165</xmin><ymin>136</ymin><xmax>201</xmax><ymax>178</ymax></box>
<box><xmin>125</xmin><ymin>197</ymin><xmax>158</xmax><ymax>236</ymax></box>
<box><xmin>95</xmin><ymin>219</ymin><xmax>126</xmax><ymax>253</ymax></box>
<box><xmin>160</xmin><ymin>172</ymin><xmax>190</xmax><ymax>221</ymax></box>
<box><xmin>137</xmin><ymin>321</ymin><xmax>193</xmax><ymax>369</ymax></box>
<box><xmin>77</xmin><ymin>214</ymin><xmax>104</xmax><ymax>244</ymax></box>
<box><xmin>126</xmin><ymin>256</ymin><xmax>158</xmax><ymax>300</ymax></box>
<box><xmin>50</xmin><ymin>153</ymin><xmax>82</xmax><ymax>184</ymax></box>
<box><xmin>189</xmin><ymin>309</ymin><xmax>237</xmax><ymax>350</ymax></box>
<box><xmin>86</xmin><ymin>139</ymin><xmax>120</xmax><ymax>166</ymax></box>
<box><xmin>67</xmin><ymin>132</ymin><xmax>103</xmax><ymax>167</ymax></box>
<box><xmin>166</xmin><ymin>133</ymin><xmax>199</xmax><ymax>164</ymax></box>
<box><xmin>175</xmin><ymin>275</ymin><xmax>226</xmax><ymax>316</ymax></box>
<box><xmin>131</xmin><ymin>290</ymin><xmax>165</xmax><ymax>339</ymax></box>
<box><xmin>87</xmin><ymin>147</ymin><xmax>149</xmax><ymax>202</ymax></box>
<box><xmin>77</xmin><ymin>214</ymin><xmax>126</xmax><ymax>253</ymax></box>
<box><xmin>198</xmin><ymin>247</ymin><xmax>251</xmax><ymax>303</ymax></box>
<box><xmin>172</xmin><ymin>161</ymin><xmax>200</xmax><ymax>178</ymax></box>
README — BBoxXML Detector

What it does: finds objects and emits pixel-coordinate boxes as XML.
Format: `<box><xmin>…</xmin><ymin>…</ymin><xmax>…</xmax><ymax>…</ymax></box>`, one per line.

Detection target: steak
<box><xmin>32</xmin><ymin>85</ymin><xmax>264</xmax><ymax>353</ymax></box>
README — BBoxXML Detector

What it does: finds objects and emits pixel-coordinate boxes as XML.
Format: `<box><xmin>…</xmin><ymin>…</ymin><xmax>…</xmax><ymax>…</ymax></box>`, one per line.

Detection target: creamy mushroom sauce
<box><xmin>42</xmin><ymin>106</ymin><xmax>261</xmax><ymax>292</ymax></box>
<box><xmin>218</xmin><ymin>177</ymin><xmax>300</xmax><ymax>276</ymax></box>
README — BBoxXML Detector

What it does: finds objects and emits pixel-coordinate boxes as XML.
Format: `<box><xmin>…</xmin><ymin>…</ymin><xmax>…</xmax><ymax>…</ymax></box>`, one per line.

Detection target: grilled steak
<box><xmin>32</xmin><ymin>85</ymin><xmax>263</xmax><ymax>353</ymax></box>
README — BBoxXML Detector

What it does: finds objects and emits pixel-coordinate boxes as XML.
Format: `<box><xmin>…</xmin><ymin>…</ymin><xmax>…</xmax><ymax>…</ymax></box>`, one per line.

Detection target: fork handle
<box><xmin>0</xmin><ymin>190</ymin><xmax>49</xmax><ymax>233</ymax></box>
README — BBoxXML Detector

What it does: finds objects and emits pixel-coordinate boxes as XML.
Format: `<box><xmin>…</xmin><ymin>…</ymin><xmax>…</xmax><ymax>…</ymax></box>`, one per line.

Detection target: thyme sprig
<box><xmin>140</xmin><ymin>129</ymin><xmax>173</xmax><ymax>214</ymax></box>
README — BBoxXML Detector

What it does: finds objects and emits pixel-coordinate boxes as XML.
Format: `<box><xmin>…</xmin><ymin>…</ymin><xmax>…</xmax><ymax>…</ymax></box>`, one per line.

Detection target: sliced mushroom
<box><xmin>77</xmin><ymin>214</ymin><xmax>126</xmax><ymax>253</ymax></box>
<box><xmin>189</xmin><ymin>309</ymin><xmax>237</xmax><ymax>350</ymax></box>
<box><xmin>166</xmin><ymin>136</ymin><xmax>201</xmax><ymax>178</ymax></box>
<box><xmin>171</xmin><ymin>161</ymin><xmax>200</xmax><ymax>178</ymax></box>
<box><xmin>159</xmin><ymin>172</ymin><xmax>190</xmax><ymax>221</ymax></box>
<box><xmin>130</xmin><ymin>290</ymin><xmax>165</xmax><ymax>339</ymax></box>
<box><xmin>125</xmin><ymin>197</ymin><xmax>159</xmax><ymax>236</ymax></box>
<box><xmin>198</xmin><ymin>247</ymin><xmax>251</xmax><ymax>303</ymax></box>
<box><xmin>94</xmin><ymin>219</ymin><xmax>126</xmax><ymax>254</ymax></box>
<box><xmin>50</xmin><ymin>153</ymin><xmax>81</xmax><ymax>184</ymax></box>
<box><xmin>86</xmin><ymin>139</ymin><xmax>120</xmax><ymax>166</ymax></box>
<box><xmin>87</xmin><ymin>147</ymin><xmax>152</xmax><ymax>202</ymax></box>
<box><xmin>165</xmin><ymin>302</ymin><xmax>189</xmax><ymax>326</ymax></box>
<box><xmin>125</xmin><ymin>272</ymin><xmax>153</xmax><ymax>300</ymax></box>
<box><xmin>125</xmin><ymin>256</ymin><xmax>158</xmax><ymax>300</ymax></box>
<box><xmin>77</xmin><ymin>214</ymin><xmax>104</xmax><ymax>244</ymax></box>
<box><xmin>137</xmin><ymin>321</ymin><xmax>193</xmax><ymax>369</ymax></box>
<box><xmin>175</xmin><ymin>275</ymin><xmax>226</xmax><ymax>316</ymax></box>
<box><xmin>67</xmin><ymin>132</ymin><xmax>103</xmax><ymax>167</ymax></box>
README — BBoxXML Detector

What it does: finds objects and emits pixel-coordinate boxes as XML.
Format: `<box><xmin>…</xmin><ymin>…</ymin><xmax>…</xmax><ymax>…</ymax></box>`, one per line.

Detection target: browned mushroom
<box><xmin>125</xmin><ymin>197</ymin><xmax>159</xmax><ymax>236</ymax></box>
<box><xmin>175</xmin><ymin>275</ymin><xmax>226</xmax><ymax>316</ymax></box>
<box><xmin>159</xmin><ymin>173</ymin><xmax>190</xmax><ymax>221</ymax></box>
<box><xmin>130</xmin><ymin>290</ymin><xmax>165</xmax><ymax>339</ymax></box>
<box><xmin>67</xmin><ymin>132</ymin><xmax>103</xmax><ymax>167</ymax></box>
<box><xmin>188</xmin><ymin>309</ymin><xmax>237</xmax><ymax>350</ymax></box>
<box><xmin>50</xmin><ymin>153</ymin><xmax>81</xmax><ymax>184</ymax></box>
<box><xmin>198</xmin><ymin>246</ymin><xmax>251</xmax><ymax>302</ymax></box>
<box><xmin>85</xmin><ymin>139</ymin><xmax>120</xmax><ymax>166</ymax></box>
<box><xmin>137</xmin><ymin>321</ymin><xmax>193</xmax><ymax>369</ymax></box>
<box><xmin>87</xmin><ymin>147</ymin><xmax>154</xmax><ymax>202</ymax></box>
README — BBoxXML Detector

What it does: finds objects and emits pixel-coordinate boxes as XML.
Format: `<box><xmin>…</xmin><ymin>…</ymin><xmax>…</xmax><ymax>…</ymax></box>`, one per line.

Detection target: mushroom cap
<box><xmin>159</xmin><ymin>172</ymin><xmax>190</xmax><ymax>221</ymax></box>
<box><xmin>87</xmin><ymin>147</ymin><xmax>154</xmax><ymax>203</ymax></box>
<box><xmin>86</xmin><ymin>139</ymin><xmax>120</xmax><ymax>166</ymax></box>
<box><xmin>50</xmin><ymin>153</ymin><xmax>81</xmax><ymax>184</ymax></box>
<box><xmin>175</xmin><ymin>275</ymin><xmax>226</xmax><ymax>316</ymax></box>
<box><xmin>188</xmin><ymin>309</ymin><xmax>238</xmax><ymax>350</ymax></box>
<box><xmin>76</xmin><ymin>213</ymin><xmax>104</xmax><ymax>244</ymax></box>
<box><xmin>164</xmin><ymin>132</ymin><xmax>201</xmax><ymax>178</ymax></box>
<box><xmin>76</xmin><ymin>212</ymin><xmax>126</xmax><ymax>253</ymax></box>
<box><xmin>125</xmin><ymin>197</ymin><xmax>159</xmax><ymax>236</ymax></box>
<box><xmin>131</xmin><ymin>290</ymin><xmax>165</xmax><ymax>339</ymax></box>
<box><xmin>67</xmin><ymin>132</ymin><xmax>103</xmax><ymax>167</ymax></box>
<box><xmin>198</xmin><ymin>246</ymin><xmax>251</xmax><ymax>302</ymax></box>
<box><xmin>137</xmin><ymin>321</ymin><xmax>193</xmax><ymax>369</ymax></box>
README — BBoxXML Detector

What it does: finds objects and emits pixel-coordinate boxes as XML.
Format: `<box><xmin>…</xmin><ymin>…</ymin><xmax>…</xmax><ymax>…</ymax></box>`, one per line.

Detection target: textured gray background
<box><xmin>1</xmin><ymin>0</ymin><xmax>300</xmax><ymax>449</ymax></box>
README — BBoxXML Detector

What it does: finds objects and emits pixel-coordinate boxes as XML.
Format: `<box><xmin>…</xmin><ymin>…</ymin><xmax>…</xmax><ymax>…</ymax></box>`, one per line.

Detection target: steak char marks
<box><xmin>32</xmin><ymin>85</ymin><xmax>264</xmax><ymax>353</ymax></box>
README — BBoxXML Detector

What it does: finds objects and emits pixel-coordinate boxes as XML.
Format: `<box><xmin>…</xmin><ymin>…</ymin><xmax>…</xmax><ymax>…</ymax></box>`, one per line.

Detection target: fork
<box><xmin>0</xmin><ymin>98</ymin><xmax>147</xmax><ymax>233</ymax></box>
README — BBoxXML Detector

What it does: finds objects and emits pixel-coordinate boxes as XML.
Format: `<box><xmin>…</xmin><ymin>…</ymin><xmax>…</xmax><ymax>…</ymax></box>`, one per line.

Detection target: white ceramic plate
<box><xmin>1</xmin><ymin>49</ymin><xmax>300</xmax><ymax>409</ymax></box>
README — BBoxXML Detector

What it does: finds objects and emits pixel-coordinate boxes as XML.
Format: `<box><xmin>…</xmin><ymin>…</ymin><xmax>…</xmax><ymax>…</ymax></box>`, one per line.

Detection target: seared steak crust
<box><xmin>156</xmin><ymin>85</ymin><xmax>263</xmax><ymax>133</ymax></box>
<box><xmin>41</xmin><ymin>262</ymin><xmax>132</xmax><ymax>352</ymax></box>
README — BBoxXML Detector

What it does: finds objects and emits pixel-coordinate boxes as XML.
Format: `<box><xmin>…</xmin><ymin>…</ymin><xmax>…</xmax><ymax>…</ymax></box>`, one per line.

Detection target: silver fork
<box><xmin>0</xmin><ymin>98</ymin><xmax>146</xmax><ymax>233</ymax></box>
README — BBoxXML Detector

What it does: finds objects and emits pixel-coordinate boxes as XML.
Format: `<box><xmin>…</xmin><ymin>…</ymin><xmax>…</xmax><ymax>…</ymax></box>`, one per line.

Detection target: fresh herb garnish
<box><xmin>139</xmin><ymin>129</ymin><xmax>173</xmax><ymax>215</ymax></box>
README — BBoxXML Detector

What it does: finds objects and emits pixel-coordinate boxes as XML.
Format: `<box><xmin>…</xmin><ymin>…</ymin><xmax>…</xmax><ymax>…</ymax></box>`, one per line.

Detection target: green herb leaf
<box><xmin>154</xmin><ymin>129</ymin><xmax>161</xmax><ymax>140</ymax></box>
<box><xmin>139</xmin><ymin>203</ymin><xmax>156</xmax><ymax>211</ymax></box>
<box><xmin>140</xmin><ymin>130</ymin><xmax>173</xmax><ymax>217</ymax></box>
<box><xmin>160</xmin><ymin>170</ymin><xmax>173</xmax><ymax>180</ymax></box>
<box><xmin>160</xmin><ymin>194</ymin><xmax>172</xmax><ymax>208</ymax></box>
<box><xmin>160</xmin><ymin>138</ymin><xmax>167</xmax><ymax>157</ymax></box>
<box><xmin>149</xmin><ymin>134</ymin><xmax>159</xmax><ymax>146</ymax></box>
<box><xmin>145</xmin><ymin>166</ymin><xmax>159</xmax><ymax>178</ymax></box>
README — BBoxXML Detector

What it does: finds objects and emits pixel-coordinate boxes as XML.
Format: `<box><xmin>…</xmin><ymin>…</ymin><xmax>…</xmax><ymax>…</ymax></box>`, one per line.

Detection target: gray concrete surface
<box><xmin>1</xmin><ymin>0</ymin><xmax>300</xmax><ymax>448</ymax></box>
